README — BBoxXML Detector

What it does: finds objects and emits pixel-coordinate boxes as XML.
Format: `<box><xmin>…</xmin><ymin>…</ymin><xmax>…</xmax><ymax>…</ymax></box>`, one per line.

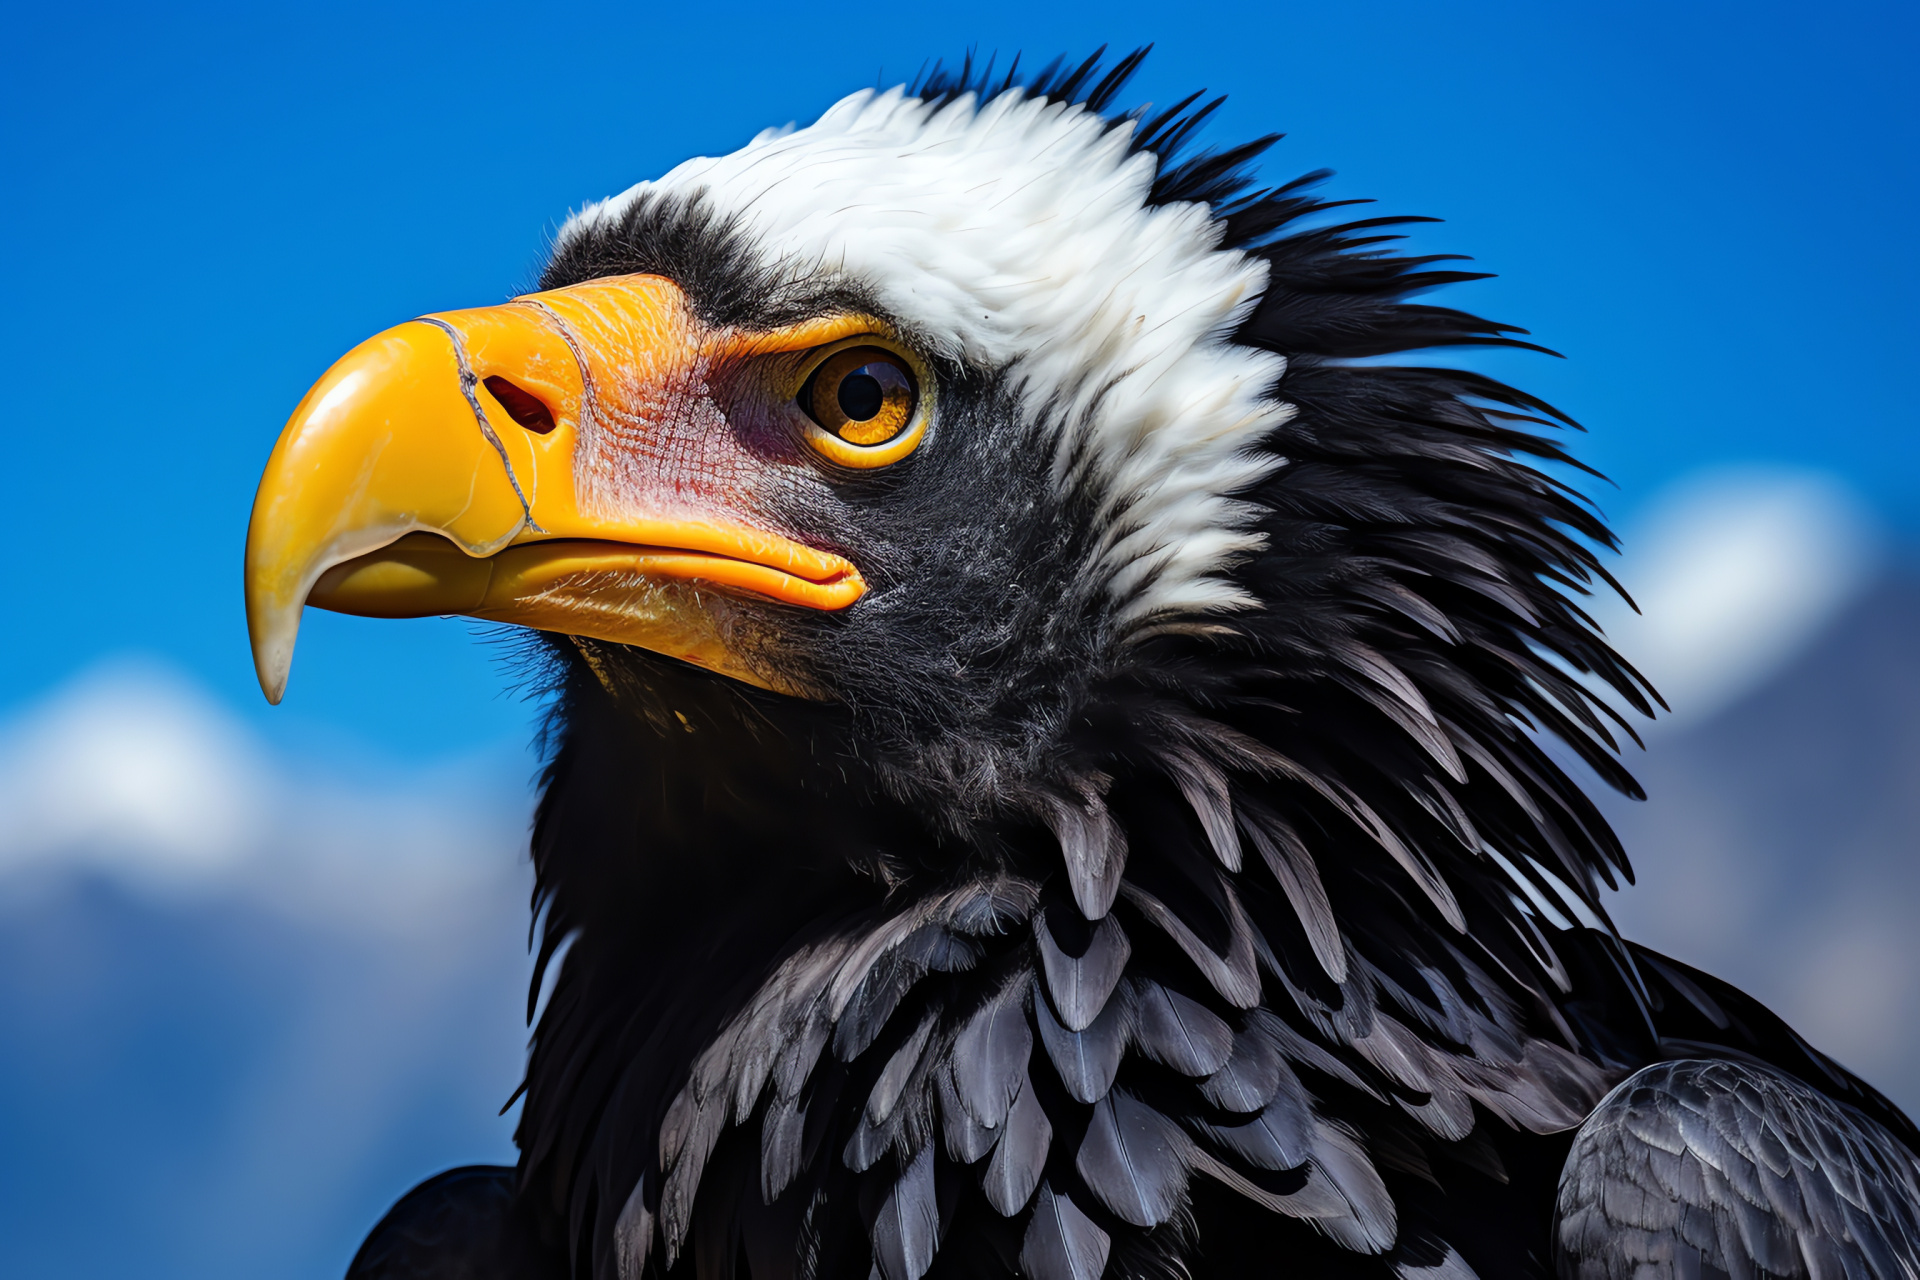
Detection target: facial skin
<box><xmin>244</xmin><ymin>271</ymin><xmax>953</xmax><ymax>705</ymax></box>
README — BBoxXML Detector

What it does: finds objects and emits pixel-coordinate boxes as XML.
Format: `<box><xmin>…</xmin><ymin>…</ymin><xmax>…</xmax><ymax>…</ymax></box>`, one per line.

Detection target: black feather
<box><xmin>346</xmin><ymin>1166</ymin><xmax>565</xmax><ymax>1280</ymax></box>
<box><xmin>935</xmin><ymin>1066</ymin><xmax>999</xmax><ymax>1166</ymax></box>
<box><xmin>1196</xmin><ymin>1024</ymin><xmax>1288</xmax><ymax>1115</ymax></box>
<box><xmin>1195</xmin><ymin>1109</ymin><xmax>1310</xmax><ymax>1174</ymax></box>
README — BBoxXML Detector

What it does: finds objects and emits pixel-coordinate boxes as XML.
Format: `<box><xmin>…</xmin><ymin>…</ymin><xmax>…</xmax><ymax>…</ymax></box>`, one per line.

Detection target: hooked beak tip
<box><xmin>248</xmin><ymin>604</ymin><xmax>298</xmax><ymax>706</ymax></box>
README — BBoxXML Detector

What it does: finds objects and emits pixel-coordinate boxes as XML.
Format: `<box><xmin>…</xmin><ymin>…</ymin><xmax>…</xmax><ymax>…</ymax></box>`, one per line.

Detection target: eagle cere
<box><xmin>242</xmin><ymin>52</ymin><xmax>1920</xmax><ymax>1280</ymax></box>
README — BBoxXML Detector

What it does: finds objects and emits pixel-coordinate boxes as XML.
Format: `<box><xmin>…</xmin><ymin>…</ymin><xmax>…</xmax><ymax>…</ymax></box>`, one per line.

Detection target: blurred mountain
<box><xmin>0</xmin><ymin>665</ymin><xmax>537</xmax><ymax>1280</ymax></box>
<box><xmin>1602</xmin><ymin>568</ymin><xmax>1920</xmax><ymax>1114</ymax></box>
<box><xmin>1579</xmin><ymin>468</ymin><xmax>1878</xmax><ymax>729</ymax></box>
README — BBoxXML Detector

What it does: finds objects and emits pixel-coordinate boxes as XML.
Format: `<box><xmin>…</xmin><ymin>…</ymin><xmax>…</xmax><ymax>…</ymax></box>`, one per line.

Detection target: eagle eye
<box><xmin>800</xmin><ymin>348</ymin><xmax>917</xmax><ymax>446</ymax></box>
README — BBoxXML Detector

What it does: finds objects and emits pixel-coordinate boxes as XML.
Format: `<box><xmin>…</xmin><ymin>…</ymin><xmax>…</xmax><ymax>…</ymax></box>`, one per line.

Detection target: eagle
<box><xmin>242</xmin><ymin>53</ymin><xmax>1920</xmax><ymax>1280</ymax></box>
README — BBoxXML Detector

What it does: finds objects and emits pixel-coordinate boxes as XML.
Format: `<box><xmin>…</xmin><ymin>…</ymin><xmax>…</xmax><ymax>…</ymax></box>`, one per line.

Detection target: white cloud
<box><xmin>0</xmin><ymin>662</ymin><xmax>270</xmax><ymax>884</ymax></box>
<box><xmin>0</xmin><ymin>659</ymin><xmax>533</xmax><ymax>915</ymax></box>
<box><xmin>1591</xmin><ymin>467</ymin><xmax>1879</xmax><ymax>729</ymax></box>
<box><xmin>0</xmin><ymin>659</ymin><xmax>544</xmax><ymax>1275</ymax></box>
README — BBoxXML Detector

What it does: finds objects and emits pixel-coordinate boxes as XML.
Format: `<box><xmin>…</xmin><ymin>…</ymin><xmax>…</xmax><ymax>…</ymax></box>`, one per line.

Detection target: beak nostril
<box><xmin>483</xmin><ymin>376</ymin><xmax>557</xmax><ymax>434</ymax></box>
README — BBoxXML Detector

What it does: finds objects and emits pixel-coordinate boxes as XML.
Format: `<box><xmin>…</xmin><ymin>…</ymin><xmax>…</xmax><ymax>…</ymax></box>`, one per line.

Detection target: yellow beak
<box><xmin>244</xmin><ymin>274</ymin><xmax>865</xmax><ymax>703</ymax></box>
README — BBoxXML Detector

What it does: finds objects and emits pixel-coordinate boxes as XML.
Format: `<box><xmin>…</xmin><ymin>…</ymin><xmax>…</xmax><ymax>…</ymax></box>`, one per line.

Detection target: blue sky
<box><xmin>4</xmin><ymin>0</ymin><xmax>1915</xmax><ymax>764</ymax></box>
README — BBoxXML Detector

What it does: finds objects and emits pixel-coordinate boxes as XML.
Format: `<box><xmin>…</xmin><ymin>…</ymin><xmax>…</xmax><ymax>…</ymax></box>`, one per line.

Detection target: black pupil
<box><xmin>837</xmin><ymin>368</ymin><xmax>886</xmax><ymax>421</ymax></box>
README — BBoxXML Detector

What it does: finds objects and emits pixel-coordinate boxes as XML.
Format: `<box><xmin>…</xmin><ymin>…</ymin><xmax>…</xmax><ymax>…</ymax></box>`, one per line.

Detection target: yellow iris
<box><xmin>804</xmin><ymin>347</ymin><xmax>918</xmax><ymax>445</ymax></box>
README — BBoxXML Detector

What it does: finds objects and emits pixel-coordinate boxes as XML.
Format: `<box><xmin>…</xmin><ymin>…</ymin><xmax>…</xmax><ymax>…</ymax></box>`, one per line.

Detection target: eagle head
<box><xmin>247</xmin><ymin>57</ymin><xmax>1641</xmax><ymax>867</ymax></box>
<box><xmin>247</xmin><ymin>58</ymin><xmax>1310</xmax><ymax>848</ymax></box>
<box><xmin>246</xmin><ymin>54</ymin><xmax>1668</xmax><ymax>1280</ymax></box>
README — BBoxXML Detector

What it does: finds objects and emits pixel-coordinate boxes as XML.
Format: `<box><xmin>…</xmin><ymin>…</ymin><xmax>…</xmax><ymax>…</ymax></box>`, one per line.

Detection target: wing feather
<box><xmin>936</xmin><ymin>1066</ymin><xmax>1001</xmax><ymax>1164</ymax></box>
<box><xmin>346</xmin><ymin>1166</ymin><xmax>567</xmax><ymax>1280</ymax></box>
<box><xmin>1557</xmin><ymin>1059</ymin><xmax>1920</xmax><ymax>1280</ymax></box>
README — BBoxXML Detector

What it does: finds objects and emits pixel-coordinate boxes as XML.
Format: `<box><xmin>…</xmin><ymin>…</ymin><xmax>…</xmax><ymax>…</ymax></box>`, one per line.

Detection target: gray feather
<box><xmin>867</xmin><ymin>1014</ymin><xmax>939</xmax><ymax>1126</ymax></box>
<box><xmin>1038</xmin><ymin>783</ymin><xmax>1128</xmax><ymax>920</ymax></box>
<box><xmin>1189</xmin><ymin>1144</ymin><xmax>1385</xmax><ymax>1248</ymax></box>
<box><xmin>1019</xmin><ymin>1184</ymin><xmax>1111</xmax><ymax>1280</ymax></box>
<box><xmin>1238</xmin><ymin>804</ymin><xmax>1347</xmax><ymax>983</ymax></box>
<box><xmin>1351</xmin><ymin>1015</ymin><xmax>1474</xmax><ymax>1141</ymax></box>
<box><xmin>1306</xmin><ymin>1120</ymin><xmax>1398</xmax><ymax>1253</ymax></box>
<box><xmin>1453</xmin><ymin>1037</ymin><xmax>1604</xmax><ymax>1134</ymax></box>
<box><xmin>1119</xmin><ymin>881</ymin><xmax>1262</xmax><ymax>1008</ymax></box>
<box><xmin>1204</xmin><ymin>1029</ymin><xmax>1318</xmax><ymax>1177</ymax></box>
<box><xmin>772</xmin><ymin>1008</ymin><xmax>835</xmax><ymax>1102</ymax></box>
<box><xmin>1035</xmin><ymin>976</ymin><xmax>1131</xmax><ymax>1104</ymax></box>
<box><xmin>936</xmin><ymin>1067</ymin><xmax>1000</xmax><ymax>1164</ymax></box>
<box><xmin>762</xmin><ymin>1091</ymin><xmax>807</xmax><ymax>1201</ymax></box>
<box><xmin>614</xmin><ymin>1175</ymin><xmax>653</xmax><ymax>1280</ymax></box>
<box><xmin>658</xmin><ymin>1081</ymin><xmax>730</xmax><ymax>1263</ymax></box>
<box><xmin>1252</xmin><ymin>1009</ymin><xmax>1388</xmax><ymax>1102</ymax></box>
<box><xmin>1076</xmin><ymin>1090</ymin><xmax>1196</xmax><ymax>1228</ymax></box>
<box><xmin>845</xmin><ymin>1106</ymin><xmax>899</xmax><ymax>1173</ymax></box>
<box><xmin>944</xmin><ymin>876</ymin><xmax>1043</xmax><ymax>937</ymax></box>
<box><xmin>1198</xmin><ymin>1024</ymin><xmax>1287</xmax><ymax>1113</ymax></box>
<box><xmin>1133</xmin><ymin>979</ymin><xmax>1233</xmax><ymax>1077</ymax></box>
<box><xmin>1036</xmin><ymin>911</ymin><xmax>1131</xmax><ymax>1033</ymax></box>
<box><xmin>1161</xmin><ymin>744</ymin><xmax>1243</xmax><ymax>871</ymax></box>
<box><xmin>983</xmin><ymin>1068</ymin><xmax>1052</xmax><ymax>1215</ymax></box>
<box><xmin>1197</xmin><ymin>1106</ymin><xmax>1311</xmax><ymax>1172</ymax></box>
<box><xmin>915</xmin><ymin>927</ymin><xmax>982</xmax><ymax>974</ymax></box>
<box><xmin>952</xmin><ymin>980</ymin><xmax>1033</xmax><ymax>1127</ymax></box>
<box><xmin>835</xmin><ymin>943</ymin><xmax>928</xmax><ymax>1061</ymax></box>
<box><xmin>871</xmin><ymin>1145</ymin><xmax>939</xmax><ymax>1280</ymax></box>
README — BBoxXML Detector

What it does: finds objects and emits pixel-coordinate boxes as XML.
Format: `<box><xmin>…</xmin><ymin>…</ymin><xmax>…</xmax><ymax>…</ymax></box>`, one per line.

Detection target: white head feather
<box><xmin>558</xmin><ymin>86</ymin><xmax>1293</xmax><ymax>632</ymax></box>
